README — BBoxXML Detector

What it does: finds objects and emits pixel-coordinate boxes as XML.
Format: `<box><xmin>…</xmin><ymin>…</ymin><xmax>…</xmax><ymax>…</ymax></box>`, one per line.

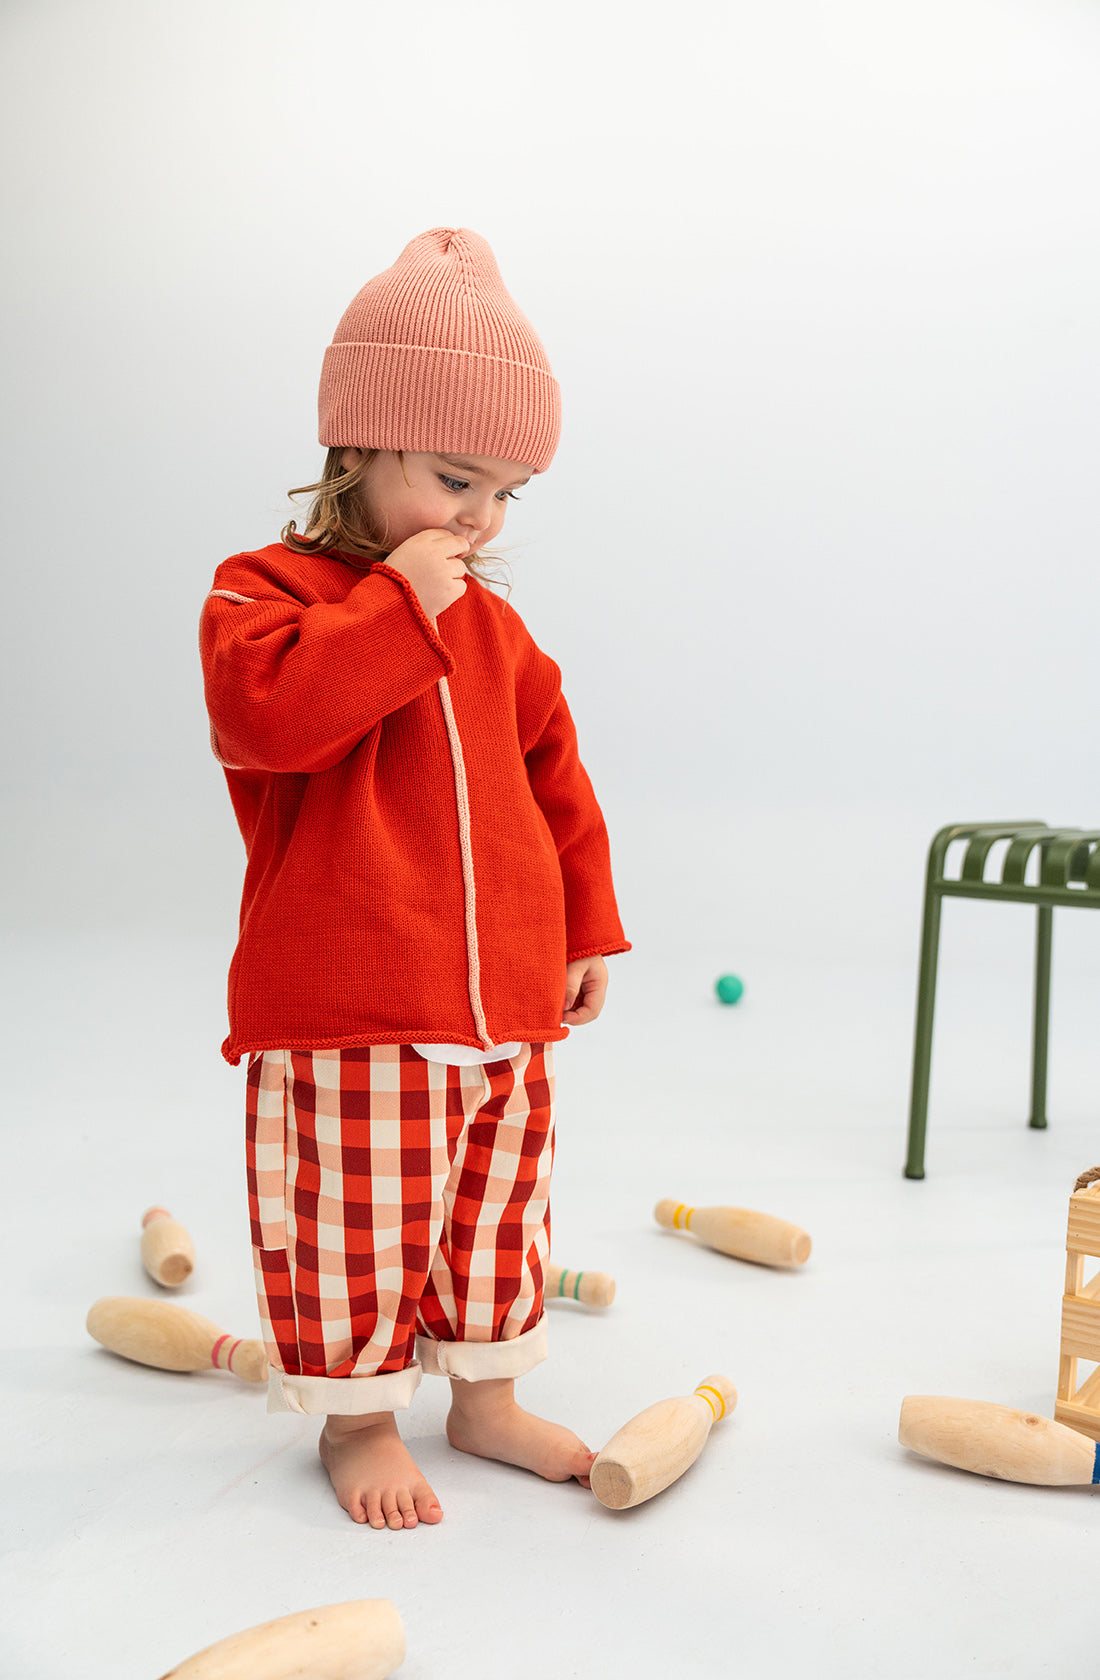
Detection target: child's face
<box><xmin>346</xmin><ymin>449</ymin><xmax>533</xmax><ymax>557</ymax></box>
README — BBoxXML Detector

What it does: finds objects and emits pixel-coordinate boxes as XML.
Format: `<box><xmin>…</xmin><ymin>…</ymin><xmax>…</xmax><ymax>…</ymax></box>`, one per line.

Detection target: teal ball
<box><xmin>715</xmin><ymin>974</ymin><xmax>744</xmax><ymax>1006</ymax></box>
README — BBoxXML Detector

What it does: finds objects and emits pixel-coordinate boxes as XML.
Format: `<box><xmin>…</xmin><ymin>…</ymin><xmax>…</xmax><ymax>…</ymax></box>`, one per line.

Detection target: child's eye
<box><xmin>438</xmin><ymin>473</ymin><xmax>521</xmax><ymax>502</ymax></box>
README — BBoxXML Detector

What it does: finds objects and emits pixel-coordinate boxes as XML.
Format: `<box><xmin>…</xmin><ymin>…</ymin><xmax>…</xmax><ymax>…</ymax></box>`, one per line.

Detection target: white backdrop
<box><xmin>6</xmin><ymin>8</ymin><xmax>1100</xmax><ymax>1676</ymax></box>
<box><xmin>3</xmin><ymin>0</ymin><xmax>1099</xmax><ymax>948</ymax></box>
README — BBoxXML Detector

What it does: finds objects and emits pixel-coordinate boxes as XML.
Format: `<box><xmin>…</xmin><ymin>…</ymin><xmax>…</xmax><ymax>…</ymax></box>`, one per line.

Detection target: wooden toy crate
<box><xmin>1055</xmin><ymin>1178</ymin><xmax>1100</xmax><ymax>1441</ymax></box>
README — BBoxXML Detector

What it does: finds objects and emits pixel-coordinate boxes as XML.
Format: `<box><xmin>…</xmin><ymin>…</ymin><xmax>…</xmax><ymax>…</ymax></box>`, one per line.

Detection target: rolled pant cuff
<box><xmin>416</xmin><ymin>1316</ymin><xmax>548</xmax><ymax>1381</ymax></box>
<box><xmin>266</xmin><ymin>1361</ymin><xmax>423</xmax><ymax>1415</ymax></box>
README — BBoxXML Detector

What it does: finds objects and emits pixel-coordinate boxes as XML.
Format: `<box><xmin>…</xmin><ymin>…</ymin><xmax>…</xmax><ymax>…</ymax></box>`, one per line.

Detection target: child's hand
<box><xmin>385</xmin><ymin>529</ymin><xmax>471</xmax><ymax>619</ymax></box>
<box><xmin>562</xmin><ymin>956</ymin><xmax>609</xmax><ymax>1026</ymax></box>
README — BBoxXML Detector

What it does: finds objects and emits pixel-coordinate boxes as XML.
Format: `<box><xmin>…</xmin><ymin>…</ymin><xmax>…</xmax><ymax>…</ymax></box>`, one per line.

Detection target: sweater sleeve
<box><xmin>200</xmin><ymin>560</ymin><xmax>455</xmax><ymax>774</ymax></box>
<box><xmin>523</xmin><ymin>663</ymin><xmax>631</xmax><ymax>963</ymax></box>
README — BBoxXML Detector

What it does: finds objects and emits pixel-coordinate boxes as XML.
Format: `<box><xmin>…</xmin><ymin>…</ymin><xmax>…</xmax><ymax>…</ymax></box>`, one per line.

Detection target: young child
<box><xmin>200</xmin><ymin>227</ymin><xmax>630</xmax><ymax>1530</ymax></box>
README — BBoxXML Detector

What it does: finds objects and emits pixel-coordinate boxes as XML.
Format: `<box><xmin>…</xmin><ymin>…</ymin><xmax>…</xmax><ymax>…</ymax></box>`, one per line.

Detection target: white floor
<box><xmin>5</xmin><ymin>807</ymin><xmax>1100</xmax><ymax>1678</ymax></box>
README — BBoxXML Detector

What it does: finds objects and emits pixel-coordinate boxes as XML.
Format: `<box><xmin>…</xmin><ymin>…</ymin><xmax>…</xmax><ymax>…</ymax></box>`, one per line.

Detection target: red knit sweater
<box><xmin>200</xmin><ymin>542</ymin><xmax>630</xmax><ymax>1065</ymax></box>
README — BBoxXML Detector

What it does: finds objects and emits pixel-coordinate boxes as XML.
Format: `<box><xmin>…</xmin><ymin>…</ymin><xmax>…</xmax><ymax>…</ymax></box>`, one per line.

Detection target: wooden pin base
<box><xmin>141</xmin><ymin>1206</ymin><xmax>196</xmax><ymax>1287</ymax></box>
<box><xmin>591</xmin><ymin>1372</ymin><xmax>738</xmax><ymax>1509</ymax></box>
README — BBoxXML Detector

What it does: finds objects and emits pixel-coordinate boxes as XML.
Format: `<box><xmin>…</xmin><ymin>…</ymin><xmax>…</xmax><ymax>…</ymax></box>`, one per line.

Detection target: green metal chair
<box><xmin>905</xmin><ymin>822</ymin><xmax>1100</xmax><ymax>1179</ymax></box>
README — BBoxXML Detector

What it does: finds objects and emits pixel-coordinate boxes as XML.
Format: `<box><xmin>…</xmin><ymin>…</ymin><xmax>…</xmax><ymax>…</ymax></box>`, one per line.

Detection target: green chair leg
<box><xmin>905</xmin><ymin>884</ymin><xmax>943</xmax><ymax>1179</ymax></box>
<box><xmin>1029</xmin><ymin>905</ymin><xmax>1053</xmax><ymax>1129</ymax></box>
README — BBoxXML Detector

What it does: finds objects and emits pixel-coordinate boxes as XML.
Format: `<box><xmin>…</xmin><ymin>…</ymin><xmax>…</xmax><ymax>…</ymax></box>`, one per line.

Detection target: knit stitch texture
<box><xmin>200</xmin><ymin>543</ymin><xmax>629</xmax><ymax>1063</ymax></box>
<box><xmin>318</xmin><ymin>227</ymin><xmax>561</xmax><ymax>472</ymax></box>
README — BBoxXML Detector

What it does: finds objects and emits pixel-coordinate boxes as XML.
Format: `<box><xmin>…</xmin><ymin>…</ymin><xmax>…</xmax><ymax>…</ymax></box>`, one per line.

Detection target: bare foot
<box><xmin>446</xmin><ymin>1378</ymin><xmax>596</xmax><ymax>1487</ymax></box>
<box><xmin>319</xmin><ymin>1412</ymin><xmax>443</xmax><ymax>1529</ymax></box>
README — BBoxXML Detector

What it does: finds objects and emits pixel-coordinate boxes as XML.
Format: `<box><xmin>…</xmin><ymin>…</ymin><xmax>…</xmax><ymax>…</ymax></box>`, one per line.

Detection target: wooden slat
<box><xmin>1073</xmin><ymin>1365</ymin><xmax>1100</xmax><ymax>1408</ymax></box>
<box><xmin>1056</xmin><ymin>1184</ymin><xmax>1100</xmax><ymax>1436</ymax></box>
<box><xmin>1067</xmin><ymin>1196</ymin><xmax>1100</xmax><ymax>1257</ymax></box>
<box><xmin>1058</xmin><ymin>1352</ymin><xmax>1078</xmax><ymax>1403</ymax></box>
<box><xmin>1060</xmin><ymin>1296</ymin><xmax>1100</xmax><ymax>1359</ymax></box>
<box><xmin>1053</xmin><ymin>1401</ymin><xmax>1100</xmax><ymax>1444</ymax></box>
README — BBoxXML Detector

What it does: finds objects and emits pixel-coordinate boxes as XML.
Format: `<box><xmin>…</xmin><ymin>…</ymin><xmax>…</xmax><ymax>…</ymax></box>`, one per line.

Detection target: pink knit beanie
<box><xmin>318</xmin><ymin>227</ymin><xmax>561</xmax><ymax>473</ymax></box>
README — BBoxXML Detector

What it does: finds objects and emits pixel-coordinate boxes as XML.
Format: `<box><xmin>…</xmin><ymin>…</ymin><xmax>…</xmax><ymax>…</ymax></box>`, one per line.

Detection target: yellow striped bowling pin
<box><xmin>591</xmin><ymin>1373</ymin><xmax>737</xmax><ymax>1509</ymax></box>
<box><xmin>655</xmin><ymin>1198</ymin><xmax>811</xmax><ymax>1268</ymax></box>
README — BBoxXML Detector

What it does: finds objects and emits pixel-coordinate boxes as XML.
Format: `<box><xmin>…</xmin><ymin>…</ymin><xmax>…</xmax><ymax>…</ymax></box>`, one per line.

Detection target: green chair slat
<box><xmin>1039</xmin><ymin>831</ymin><xmax>1099</xmax><ymax>890</ymax></box>
<box><xmin>1068</xmin><ymin>841</ymin><xmax>1098</xmax><ymax>885</ymax></box>
<box><xmin>959</xmin><ymin>824</ymin><xmax>1050</xmax><ymax>885</ymax></box>
<box><xmin>1089</xmin><ymin>847</ymin><xmax>1100</xmax><ymax>891</ymax></box>
<box><xmin>927</xmin><ymin>823</ymin><xmax>1045</xmax><ymax>885</ymax></box>
<box><xmin>1001</xmin><ymin>830</ymin><xmax>1058</xmax><ymax>887</ymax></box>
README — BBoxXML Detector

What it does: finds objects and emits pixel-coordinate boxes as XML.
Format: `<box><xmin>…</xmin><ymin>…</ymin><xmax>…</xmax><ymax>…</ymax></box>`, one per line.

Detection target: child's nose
<box><xmin>461</xmin><ymin>501</ymin><xmax>493</xmax><ymax>532</ymax></box>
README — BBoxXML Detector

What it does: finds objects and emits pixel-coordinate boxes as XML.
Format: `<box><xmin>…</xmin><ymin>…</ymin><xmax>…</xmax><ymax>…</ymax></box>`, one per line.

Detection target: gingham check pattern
<box><xmin>245</xmin><ymin>1042</ymin><xmax>554</xmax><ymax>1379</ymax></box>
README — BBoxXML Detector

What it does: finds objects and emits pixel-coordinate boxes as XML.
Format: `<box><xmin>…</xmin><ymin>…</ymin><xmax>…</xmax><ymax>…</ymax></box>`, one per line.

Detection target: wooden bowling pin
<box><xmin>899</xmin><ymin>1395</ymin><xmax>1100</xmax><ymax>1486</ymax></box>
<box><xmin>141</xmin><ymin>1206</ymin><xmax>196</xmax><ymax>1287</ymax></box>
<box><xmin>546</xmin><ymin>1260</ymin><xmax>616</xmax><ymax>1308</ymax></box>
<box><xmin>591</xmin><ymin>1372</ymin><xmax>737</xmax><ymax>1509</ymax></box>
<box><xmin>157</xmin><ymin>1599</ymin><xmax>405</xmax><ymax>1680</ymax></box>
<box><xmin>655</xmin><ymin>1198</ymin><xmax>811</xmax><ymax>1268</ymax></box>
<box><xmin>87</xmin><ymin>1297</ymin><xmax>267</xmax><ymax>1383</ymax></box>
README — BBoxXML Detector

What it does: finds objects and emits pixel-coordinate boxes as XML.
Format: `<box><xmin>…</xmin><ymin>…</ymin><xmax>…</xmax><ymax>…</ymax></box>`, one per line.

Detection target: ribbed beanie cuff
<box><xmin>318</xmin><ymin>228</ymin><xmax>561</xmax><ymax>473</ymax></box>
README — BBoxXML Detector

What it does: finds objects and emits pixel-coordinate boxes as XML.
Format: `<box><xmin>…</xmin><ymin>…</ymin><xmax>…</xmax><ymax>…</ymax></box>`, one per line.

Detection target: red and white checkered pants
<box><xmin>245</xmin><ymin>1042</ymin><xmax>555</xmax><ymax>1414</ymax></box>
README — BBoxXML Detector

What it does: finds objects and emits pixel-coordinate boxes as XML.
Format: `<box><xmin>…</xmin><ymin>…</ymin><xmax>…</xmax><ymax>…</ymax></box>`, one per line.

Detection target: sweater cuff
<box><xmin>368</xmin><ymin>562</ymin><xmax>455</xmax><ymax>672</ymax></box>
<box><xmin>566</xmin><ymin>941</ymin><xmax>632</xmax><ymax>963</ymax></box>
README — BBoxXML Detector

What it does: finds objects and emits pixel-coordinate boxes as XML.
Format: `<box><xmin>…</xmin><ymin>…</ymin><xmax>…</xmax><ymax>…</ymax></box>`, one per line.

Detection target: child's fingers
<box><xmin>562</xmin><ymin>980</ymin><xmax>607</xmax><ymax>1025</ymax></box>
<box><xmin>562</xmin><ymin>956</ymin><xmax>610</xmax><ymax>1024</ymax></box>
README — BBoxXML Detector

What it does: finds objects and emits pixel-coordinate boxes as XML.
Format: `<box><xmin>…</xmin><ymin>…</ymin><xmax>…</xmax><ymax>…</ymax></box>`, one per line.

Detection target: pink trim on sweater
<box><xmin>208</xmin><ymin>718</ymin><xmax>244</xmax><ymax>771</ymax></box>
<box><xmin>435</xmin><ymin>672</ymin><xmax>492</xmax><ymax>1049</ymax></box>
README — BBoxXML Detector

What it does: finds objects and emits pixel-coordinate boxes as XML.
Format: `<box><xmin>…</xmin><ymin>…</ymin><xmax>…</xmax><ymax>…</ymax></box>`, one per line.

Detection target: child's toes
<box><xmin>397</xmin><ymin>1489</ymin><xmax>419</xmax><ymax>1527</ymax></box>
<box><xmin>573</xmin><ymin>1447</ymin><xmax>597</xmax><ymax>1485</ymax></box>
<box><xmin>416</xmin><ymin>1488</ymin><xmax>444</xmax><ymax>1524</ymax></box>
